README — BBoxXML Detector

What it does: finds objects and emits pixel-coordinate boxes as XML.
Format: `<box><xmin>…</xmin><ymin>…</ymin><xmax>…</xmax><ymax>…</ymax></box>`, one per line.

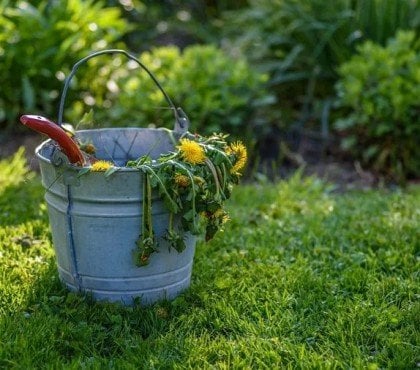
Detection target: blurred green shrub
<box><xmin>335</xmin><ymin>30</ymin><xmax>420</xmax><ymax>182</ymax></box>
<box><xmin>72</xmin><ymin>45</ymin><xmax>272</xmax><ymax>141</ymax></box>
<box><xmin>353</xmin><ymin>0</ymin><xmax>420</xmax><ymax>45</ymax></box>
<box><xmin>0</xmin><ymin>0</ymin><xmax>129</xmax><ymax>131</ymax></box>
<box><xmin>107</xmin><ymin>0</ymin><xmax>249</xmax><ymax>51</ymax></box>
<box><xmin>223</xmin><ymin>0</ymin><xmax>419</xmax><ymax>128</ymax></box>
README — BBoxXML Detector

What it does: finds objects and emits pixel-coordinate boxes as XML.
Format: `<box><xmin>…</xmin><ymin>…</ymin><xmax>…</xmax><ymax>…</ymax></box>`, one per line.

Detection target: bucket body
<box><xmin>36</xmin><ymin>128</ymin><xmax>196</xmax><ymax>305</ymax></box>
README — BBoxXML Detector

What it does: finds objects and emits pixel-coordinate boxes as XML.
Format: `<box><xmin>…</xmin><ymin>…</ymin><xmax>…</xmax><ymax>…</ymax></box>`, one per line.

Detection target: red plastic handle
<box><xmin>20</xmin><ymin>115</ymin><xmax>86</xmax><ymax>166</ymax></box>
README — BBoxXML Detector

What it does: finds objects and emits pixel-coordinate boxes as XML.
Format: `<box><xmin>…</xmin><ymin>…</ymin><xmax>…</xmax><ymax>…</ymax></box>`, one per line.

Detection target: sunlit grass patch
<box><xmin>0</xmin><ymin>150</ymin><xmax>418</xmax><ymax>368</ymax></box>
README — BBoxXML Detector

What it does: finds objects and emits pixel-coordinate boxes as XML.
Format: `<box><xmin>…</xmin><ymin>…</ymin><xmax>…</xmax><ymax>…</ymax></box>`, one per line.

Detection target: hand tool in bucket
<box><xmin>21</xmin><ymin>49</ymin><xmax>197</xmax><ymax>305</ymax></box>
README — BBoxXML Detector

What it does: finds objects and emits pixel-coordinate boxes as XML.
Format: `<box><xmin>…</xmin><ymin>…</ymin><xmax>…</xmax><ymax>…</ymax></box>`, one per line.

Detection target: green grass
<box><xmin>1</xmin><ymin>149</ymin><xmax>419</xmax><ymax>369</ymax></box>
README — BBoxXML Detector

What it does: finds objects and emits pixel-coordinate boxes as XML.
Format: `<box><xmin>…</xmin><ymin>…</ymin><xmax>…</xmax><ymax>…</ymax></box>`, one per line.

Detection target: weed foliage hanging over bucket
<box><xmin>20</xmin><ymin>49</ymin><xmax>247</xmax><ymax>305</ymax></box>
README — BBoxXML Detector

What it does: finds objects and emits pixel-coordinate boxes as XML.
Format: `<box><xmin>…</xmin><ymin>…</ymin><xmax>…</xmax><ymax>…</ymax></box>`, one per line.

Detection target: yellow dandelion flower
<box><xmin>222</xmin><ymin>214</ymin><xmax>230</xmax><ymax>224</ymax></box>
<box><xmin>199</xmin><ymin>211</ymin><xmax>207</xmax><ymax>219</ymax></box>
<box><xmin>202</xmin><ymin>211</ymin><xmax>213</xmax><ymax>219</ymax></box>
<box><xmin>212</xmin><ymin>209</ymin><xmax>230</xmax><ymax>224</ymax></box>
<box><xmin>228</xmin><ymin>141</ymin><xmax>247</xmax><ymax>174</ymax></box>
<box><xmin>174</xmin><ymin>173</ymin><xmax>190</xmax><ymax>187</ymax></box>
<box><xmin>213</xmin><ymin>208</ymin><xmax>225</xmax><ymax>218</ymax></box>
<box><xmin>193</xmin><ymin>176</ymin><xmax>205</xmax><ymax>186</ymax></box>
<box><xmin>90</xmin><ymin>160</ymin><xmax>113</xmax><ymax>172</ymax></box>
<box><xmin>177</xmin><ymin>138</ymin><xmax>206</xmax><ymax>165</ymax></box>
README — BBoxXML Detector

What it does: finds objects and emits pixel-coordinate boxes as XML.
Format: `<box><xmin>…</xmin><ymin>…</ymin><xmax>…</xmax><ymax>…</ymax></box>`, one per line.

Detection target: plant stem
<box><xmin>205</xmin><ymin>158</ymin><xmax>221</xmax><ymax>196</ymax></box>
<box><xmin>141</xmin><ymin>172</ymin><xmax>147</xmax><ymax>238</ymax></box>
<box><xmin>141</xmin><ymin>165</ymin><xmax>179</xmax><ymax>212</ymax></box>
<box><xmin>146</xmin><ymin>172</ymin><xmax>153</xmax><ymax>238</ymax></box>
<box><xmin>169</xmin><ymin>212</ymin><xmax>174</xmax><ymax>233</ymax></box>
<box><xmin>167</xmin><ymin>160</ymin><xmax>198</xmax><ymax>232</ymax></box>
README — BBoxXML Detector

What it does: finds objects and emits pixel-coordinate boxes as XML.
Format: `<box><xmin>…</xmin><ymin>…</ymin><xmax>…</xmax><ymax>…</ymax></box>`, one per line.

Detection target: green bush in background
<box><xmin>0</xmin><ymin>0</ymin><xmax>129</xmax><ymax>131</ymax></box>
<box><xmin>353</xmin><ymin>0</ymin><xmax>420</xmax><ymax>45</ymax></box>
<box><xmin>71</xmin><ymin>45</ymin><xmax>272</xmax><ymax>142</ymax></box>
<box><xmin>223</xmin><ymin>0</ymin><xmax>419</xmax><ymax>129</ymax></box>
<box><xmin>1</xmin><ymin>0</ymin><xmax>419</xmax><ymax>180</ymax></box>
<box><xmin>335</xmin><ymin>30</ymin><xmax>420</xmax><ymax>182</ymax></box>
<box><xmin>106</xmin><ymin>0</ymin><xmax>248</xmax><ymax>51</ymax></box>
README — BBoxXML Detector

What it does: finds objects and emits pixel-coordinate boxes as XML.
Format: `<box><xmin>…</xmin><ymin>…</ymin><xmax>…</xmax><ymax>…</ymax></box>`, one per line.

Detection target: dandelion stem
<box><xmin>146</xmin><ymin>172</ymin><xmax>153</xmax><ymax>238</ymax></box>
<box><xmin>169</xmin><ymin>212</ymin><xmax>174</xmax><ymax>233</ymax></box>
<box><xmin>141</xmin><ymin>172</ymin><xmax>147</xmax><ymax>238</ymax></box>
<box><xmin>205</xmin><ymin>158</ymin><xmax>221</xmax><ymax>196</ymax></box>
<box><xmin>141</xmin><ymin>165</ymin><xmax>178</xmax><ymax>212</ymax></box>
<box><xmin>167</xmin><ymin>160</ymin><xmax>198</xmax><ymax>232</ymax></box>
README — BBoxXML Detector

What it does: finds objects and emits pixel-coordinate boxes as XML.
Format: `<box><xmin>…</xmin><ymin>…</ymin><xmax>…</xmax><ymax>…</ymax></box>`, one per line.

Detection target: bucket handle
<box><xmin>57</xmin><ymin>49</ymin><xmax>189</xmax><ymax>132</ymax></box>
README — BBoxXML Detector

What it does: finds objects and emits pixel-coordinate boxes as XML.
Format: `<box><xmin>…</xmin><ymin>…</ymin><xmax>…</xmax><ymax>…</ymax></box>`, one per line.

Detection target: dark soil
<box><xmin>0</xmin><ymin>132</ymin><xmax>45</xmax><ymax>172</ymax></box>
<box><xmin>0</xmin><ymin>130</ymin><xmax>378</xmax><ymax>192</ymax></box>
<box><xmin>255</xmin><ymin>128</ymin><xmax>378</xmax><ymax>191</ymax></box>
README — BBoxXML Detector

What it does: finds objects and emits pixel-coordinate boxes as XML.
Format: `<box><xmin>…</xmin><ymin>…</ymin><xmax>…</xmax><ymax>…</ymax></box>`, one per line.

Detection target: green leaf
<box><xmin>78</xmin><ymin>109</ymin><xmax>94</xmax><ymax>128</ymax></box>
<box><xmin>335</xmin><ymin>117</ymin><xmax>356</xmax><ymax>130</ymax></box>
<box><xmin>104</xmin><ymin>166</ymin><xmax>120</xmax><ymax>177</ymax></box>
<box><xmin>77</xmin><ymin>167</ymin><xmax>91</xmax><ymax>178</ymax></box>
<box><xmin>21</xmin><ymin>75</ymin><xmax>35</xmax><ymax>110</ymax></box>
<box><xmin>341</xmin><ymin>136</ymin><xmax>357</xmax><ymax>151</ymax></box>
<box><xmin>183</xmin><ymin>209</ymin><xmax>194</xmax><ymax>221</ymax></box>
<box><xmin>363</xmin><ymin>145</ymin><xmax>379</xmax><ymax>161</ymax></box>
<box><xmin>163</xmin><ymin>197</ymin><xmax>179</xmax><ymax>214</ymax></box>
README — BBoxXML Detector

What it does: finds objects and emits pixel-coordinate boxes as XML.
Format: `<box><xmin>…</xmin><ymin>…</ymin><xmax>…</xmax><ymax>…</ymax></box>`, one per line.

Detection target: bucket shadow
<box><xmin>0</xmin><ymin>254</ymin><xmax>204</xmax><ymax>367</ymax></box>
<box><xmin>1</xmin><ymin>173</ymin><xmax>208</xmax><ymax>366</ymax></box>
<box><xmin>1</xmin><ymin>156</ymin><xmax>215</xmax><ymax>366</ymax></box>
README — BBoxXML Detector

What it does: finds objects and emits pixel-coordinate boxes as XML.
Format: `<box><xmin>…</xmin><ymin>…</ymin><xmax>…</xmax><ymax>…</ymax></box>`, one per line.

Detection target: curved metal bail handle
<box><xmin>57</xmin><ymin>49</ymin><xmax>189</xmax><ymax>132</ymax></box>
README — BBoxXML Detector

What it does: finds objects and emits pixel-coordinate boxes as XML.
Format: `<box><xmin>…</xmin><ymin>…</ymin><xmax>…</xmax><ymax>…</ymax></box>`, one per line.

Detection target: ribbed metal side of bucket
<box><xmin>36</xmin><ymin>128</ymin><xmax>196</xmax><ymax>305</ymax></box>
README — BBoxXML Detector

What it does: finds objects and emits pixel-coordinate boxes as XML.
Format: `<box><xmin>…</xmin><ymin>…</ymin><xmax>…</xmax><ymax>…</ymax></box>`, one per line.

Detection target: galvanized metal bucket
<box><xmin>35</xmin><ymin>50</ymin><xmax>196</xmax><ymax>305</ymax></box>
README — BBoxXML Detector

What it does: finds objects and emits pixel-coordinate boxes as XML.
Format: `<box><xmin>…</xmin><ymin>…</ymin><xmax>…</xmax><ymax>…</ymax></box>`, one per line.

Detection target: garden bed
<box><xmin>1</xmin><ymin>130</ymin><xmax>378</xmax><ymax>192</ymax></box>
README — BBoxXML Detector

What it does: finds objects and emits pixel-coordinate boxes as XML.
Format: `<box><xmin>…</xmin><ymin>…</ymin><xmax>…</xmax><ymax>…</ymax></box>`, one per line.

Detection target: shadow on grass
<box><xmin>0</xmin><ymin>254</ymin><xmax>202</xmax><ymax>367</ymax></box>
<box><xmin>0</xmin><ymin>159</ymin><xmax>202</xmax><ymax>366</ymax></box>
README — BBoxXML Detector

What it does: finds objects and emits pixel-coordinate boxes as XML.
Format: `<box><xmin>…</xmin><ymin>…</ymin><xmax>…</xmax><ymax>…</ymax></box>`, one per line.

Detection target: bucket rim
<box><xmin>35</xmin><ymin>127</ymin><xmax>177</xmax><ymax>172</ymax></box>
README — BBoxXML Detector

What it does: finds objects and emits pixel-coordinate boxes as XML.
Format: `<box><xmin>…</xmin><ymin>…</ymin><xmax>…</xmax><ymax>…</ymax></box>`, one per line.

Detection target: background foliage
<box><xmin>222</xmin><ymin>0</ymin><xmax>420</xmax><ymax>129</ymax></box>
<box><xmin>70</xmin><ymin>45</ymin><xmax>270</xmax><ymax>142</ymax></box>
<box><xmin>0</xmin><ymin>0</ymin><xmax>128</xmax><ymax>131</ymax></box>
<box><xmin>1</xmin><ymin>0</ymin><xmax>419</xmax><ymax>181</ymax></box>
<box><xmin>106</xmin><ymin>0</ymin><xmax>248</xmax><ymax>51</ymax></box>
<box><xmin>335</xmin><ymin>30</ymin><xmax>420</xmax><ymax>182</ymax></box>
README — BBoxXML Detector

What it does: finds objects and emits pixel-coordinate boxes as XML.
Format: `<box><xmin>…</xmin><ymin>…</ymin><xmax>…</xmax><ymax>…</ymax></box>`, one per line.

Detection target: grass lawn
<box><xmin>0</xmin><ymin>149</ymin><xmax>419</xmax><ymax>369</ymax></box>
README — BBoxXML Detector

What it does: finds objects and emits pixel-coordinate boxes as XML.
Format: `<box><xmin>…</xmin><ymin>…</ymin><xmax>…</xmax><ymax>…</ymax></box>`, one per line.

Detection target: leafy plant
<box><xmin>353</xmin><ymin>0</ymin><xmax>420</xmax><ymax>45</ymax></box>
<box><xmin>70</xmin><ymin>45</ymin><xmax>271</xmax><ymax>143</ymax></box>
<box><xmin>223</xmin><ymin>0</ymin><xmax>419</xmax><ymax>129</ymax></box>
<box><xmin>85</xmin><ymin>133</ymin><xmax>247</xmax><ymax>265</ymax></box>
<box><xmin>107</xmin><ymin>0</ymin><xmax>249</xmax><ymax>51</ymax></box>
<box><xmin>335</xmin><ymin>30</ymin><xmax>420</xmax><ymax>182</ymax></box>
<box><xmin>0</xmin><ymin>0</ymin><xmax>129</xmax><ymax>131</ymax></box>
